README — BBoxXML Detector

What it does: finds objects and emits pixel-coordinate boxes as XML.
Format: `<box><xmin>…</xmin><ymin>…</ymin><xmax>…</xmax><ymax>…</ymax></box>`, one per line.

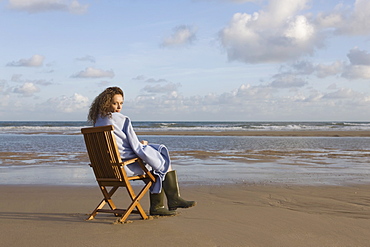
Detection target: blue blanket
<box><xmin>95</xmin><ymin>113</ymin><xmax>170</xmax><ymax>193</ymax></box>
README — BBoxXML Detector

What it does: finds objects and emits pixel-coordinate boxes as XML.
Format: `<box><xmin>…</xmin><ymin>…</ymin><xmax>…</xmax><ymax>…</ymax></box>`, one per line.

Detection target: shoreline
<box><xmin>2</xmin><ymin>146</ymin><xmax>370</xmax><ymax>186</ymax></box>
<box><xmin>1</xmin><ymin>183</ymin><xmax>370</xmax><ymax>246</ymax></box>
<box><xmin>137</xmin><ymin>130</ymin><xmax>370</xmax><ymax>137</ymax></box>
<box><xmin>2</xmin><ymin>130</ymin><xmax>370</xmax><ymax>137</ymax></box>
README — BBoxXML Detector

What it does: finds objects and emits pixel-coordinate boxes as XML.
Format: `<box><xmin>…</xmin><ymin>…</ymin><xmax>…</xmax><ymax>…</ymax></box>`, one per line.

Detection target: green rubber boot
<box><xmin>149</xmin><ymin>189</ymin><xmax>177</xmax><ymax>216</ymax></box>
<box><xmin>163</xmin><ymin>170</ymin><xmax>196</xmax><ymax>211</ymax></box>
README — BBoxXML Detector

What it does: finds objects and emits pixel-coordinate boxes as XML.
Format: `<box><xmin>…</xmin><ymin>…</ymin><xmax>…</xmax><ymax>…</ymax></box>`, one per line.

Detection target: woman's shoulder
<box><xmin>111</xmin><ymin>112</ymin><xmax>130</xmax><ymax>121</ymax></box>
<box><xmin>95</xmin><ymin>113</ymin><xmax>128</xmax><ymax>126</ymax></box>
<box><xmin>111</xmin><ymin>113</ymin><xmax>133</xmax><ymax>127</ymax></box>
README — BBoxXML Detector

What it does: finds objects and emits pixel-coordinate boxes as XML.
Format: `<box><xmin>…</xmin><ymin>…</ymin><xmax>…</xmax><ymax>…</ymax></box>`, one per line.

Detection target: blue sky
<box><xmin>1</xmin><ymin>0</ymin><xmax>370</xmax><ymax>121</ymax></box>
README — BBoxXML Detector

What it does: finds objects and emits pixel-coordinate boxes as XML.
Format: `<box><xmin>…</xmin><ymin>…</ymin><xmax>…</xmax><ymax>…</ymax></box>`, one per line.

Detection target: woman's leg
<box><xmin>163</xmin><ymin>170</ymin><xmax>196</xmax><ymax>210</ymax></box>
<box><xmin>126</xmin><ymin>162</ymin><xmax>176</xmax><ymax>216</ymax></box>
<box><xmin>150</xmin><ymin>187</ymin><xmax>177</xmax><ymax>216</ymax></box>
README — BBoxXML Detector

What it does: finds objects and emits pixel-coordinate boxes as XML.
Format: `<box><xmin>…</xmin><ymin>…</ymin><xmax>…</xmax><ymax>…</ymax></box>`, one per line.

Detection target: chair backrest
<box><xmin>81</xmin><ymin>125</ymin><xmax>125</xmax><ymax>182</ymax></box>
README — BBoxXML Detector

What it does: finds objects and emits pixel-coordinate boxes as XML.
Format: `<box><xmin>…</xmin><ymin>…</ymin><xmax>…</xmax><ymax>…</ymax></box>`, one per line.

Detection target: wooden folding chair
<box><xmin>81</xmin><ymin>125</ymin><xmax>156</xmax><ymax>223</ymax></box>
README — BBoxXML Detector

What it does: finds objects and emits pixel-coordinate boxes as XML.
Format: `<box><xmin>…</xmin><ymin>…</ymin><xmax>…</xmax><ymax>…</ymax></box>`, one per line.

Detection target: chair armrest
<box><xmin>120</xmin><ymin>158</ymin><xmax>140</xmax><ymax>166</ymax></box>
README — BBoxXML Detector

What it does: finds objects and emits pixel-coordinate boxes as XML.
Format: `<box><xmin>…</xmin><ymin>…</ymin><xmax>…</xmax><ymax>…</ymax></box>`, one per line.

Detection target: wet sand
<box><xmin>1</xmin><ymin>184</ymin><xmax>370</xmax><ymax>247</ymax></box>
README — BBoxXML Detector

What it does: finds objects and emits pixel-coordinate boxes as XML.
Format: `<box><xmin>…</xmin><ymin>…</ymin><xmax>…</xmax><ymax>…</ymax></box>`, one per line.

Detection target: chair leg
<box><xmin>86</xmin><ymin>198</ymin><xmax>106</xmax><ymax>220</ymax></box>
<box><xmin>101</xmin><ymin>186</ymin><xmax>119</xmax><ymax>213</ymax></box>
<box><xmin>117</xmin><ymin>181</ymin><xmax>152</xmax><ymax>223</ymax></box>
<box><xmin>87</xmin><ymin>186</ymin><xmax>119</xmax><ymax>220</ymax></box>
<box><xmin>134</xmin><ymin>181</ymin><xmax>153</xmax><ymax>218</ymax></box>
<box><xmin>87</xmin><ymin>181</ymin><xmax>154</xmax><ymax>223</ymax></box>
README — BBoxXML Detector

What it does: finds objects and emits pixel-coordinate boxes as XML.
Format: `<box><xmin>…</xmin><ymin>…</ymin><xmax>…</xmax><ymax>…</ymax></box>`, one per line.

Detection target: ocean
<box><xmin>1</xmin><ymin>121</ymin><xmax>370</xmax><ymax>186</ymax></box>
<box><xmin>1</xmin><ymin>121</ymin><xmax>370</xmax><ymax>135</ymax></box>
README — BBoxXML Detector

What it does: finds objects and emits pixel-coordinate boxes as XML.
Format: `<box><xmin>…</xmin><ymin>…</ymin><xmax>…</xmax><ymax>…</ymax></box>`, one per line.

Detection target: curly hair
<box><xmin>88</xmin><ymin>87</ymin><xmax>124</xmax><ymax>124</ymax></box>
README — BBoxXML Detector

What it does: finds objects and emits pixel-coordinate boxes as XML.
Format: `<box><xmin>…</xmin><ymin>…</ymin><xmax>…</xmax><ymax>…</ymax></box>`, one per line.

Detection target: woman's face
<box><xmin>110</xmin><ymin>94</ymin><xmax>123</xmax><ymax>113</ymax></box>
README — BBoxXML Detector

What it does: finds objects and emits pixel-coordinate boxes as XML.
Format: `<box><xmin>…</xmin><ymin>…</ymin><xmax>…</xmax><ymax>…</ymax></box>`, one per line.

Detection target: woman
<box><xmin>88</xmin><ymin>86</ymin><xmax>195</xmax><ymax>216</ymax></box>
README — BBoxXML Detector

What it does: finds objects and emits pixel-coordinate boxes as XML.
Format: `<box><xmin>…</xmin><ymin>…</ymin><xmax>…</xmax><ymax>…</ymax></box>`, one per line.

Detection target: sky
<box><xmin>1</xmin><ymin>0</ymin><xmax>370</xmax><ymax>121</ymax></box>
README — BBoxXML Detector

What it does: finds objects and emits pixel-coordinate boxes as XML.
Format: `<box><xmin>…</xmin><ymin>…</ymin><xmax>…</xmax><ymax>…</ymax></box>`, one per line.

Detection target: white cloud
<box><xmin>132</xmin><ymin>84</ymin><xmax>273</xmax><ymax>113</ymax></box>
<box><xmin>7</xmin><ymin>54</ymin><xmax>45</xmax><ymax>67</ymax></box>
<box><xmin>284</xmin><ymin>15</ymin><xmax>315</xmax><ymax>41</ymax></box>
<box><xmin>12</xmin><ymin>82</ymin><xmax>40</xmax><ymax>96</ymax></box>
<box><xmin>276</xmin><ymin>47</ymin><xmax>370</xmax><ymax>80</ymax></box>
<box><xmin>0</xmin><ymin>95</ymin><xmax>10</xmax><ymax>108</ymax></box>
<box><xmin>46</xmin><ymin>93</ymin><xmax>89</xmax><ymax>113</ymax></box>
<box><xmin>141</xmin><ymin>82</ymin><xmax>181</xmax><ymax>94</ymax></box>
<box><xmin>72</xmin><ymin>67</ymin><xmax>115</xmax><ymax>78</ymax></box>
<box><xmin>219</xmin><ymin>0</ymin><xmax>320</xmax><ymax>63</ymax></box>
<box><xmin>270</xmin><ymin>74</ymin><xmax>307</xmax><ymax>88</ymax></box>
<box><xmin>301</xmin><ymin>90</ymin><xmax>323</xmax><ymax>102</ymax></box>
<box><xmin>347</xmin><ymin>47</ymin><xmax>370</xmax><ymax>66</ymax></box>
<box><xmin>291</xmin><ymin>60</ymin><xmax>315</xmax><ymax>75</ymax></box>
<box><xmin>11</xmin><ymin>74</ymin><xmax>23</xmax><ymax>82</ymax></box>
<box><xmin>315</xmin><ymin>61</ymin><xmax>344</xmax><ymax>78</ymax></box>
<box><xmin>323</xmin><ymin>88</ymin><xmax>362</xmax><ymax>99</ymax></box>
<box><xmin>131</xmin><ymin>75</ymin><xmax>168</xmax><ymax>83</ymax></box>
<box><xmin>275</xmin><ymin>59</ymin><xmax>344</xmax><ymax>81</ymax></box>
<box><xmin>112</xmin><ymin>79</ymin><xmax>370</xmax><ymax>121</ymax></box>
<box><xmin>316</xmin><ymin>0</ymin><xmax>370</xmax><ymax>35</ymax></box>
<box><xmin>33</xmin><ymin>79</ymin><xmax>53</xmax><ymax>86</ymax></box>
<box><xmin>8</xmin><ymin>0</ymin><xmax>88</xmax><ymax>14</ymax></box>
<box><xmin>0</xmin><ymin>81</ymin><xmax>12</xmax><ymax>115</ymax></box>
<box><xmin>272</xmin><ymin>50</ymin><xmax>370</xmax><ymax>81</ymax></box>
<box><xmin>132</xmin><ymin>75</ymin><xmax>146</xmax><ymax>81</ymax></box>
<box><xmin>342</xmin><ymin>65</ymin><xmax>370</xmax><ymax>79</ymax></box>
<box><xmin>220</xmin><ymin>0</ymin><xmax>370</xmax><ymax>64</ymax></box>
<box><xmin>315</xmin><ymin>4</ymin><xmax>347</xmax><ymax>29</ymax></box>
<box><xmin>234</xmin><ymin>84</ymin><xmax>273</xmax><ymax>100</ymax></box>
<box><xmin>162</xmin><ymin>25</ymin><xmax>196</xmax><ymax>47</ymax></box>
<box><xmin>9</xmin><ymin>74</ymin><xmax>53</xmax><ymax>85</ymax></box>
<box><xmin>145</xmin><ymin>78</ymin><xmax>168</xmax><ymax>83</ymax></box>
<box><xmin>341</xmin><ymin>48</ymin><xmax>370</xmax><ymax>79</ymax></box>
<box><xmin>0</xmin><ymin>80</ymin><xmax>7</xmax><ymax>94</ymax></box>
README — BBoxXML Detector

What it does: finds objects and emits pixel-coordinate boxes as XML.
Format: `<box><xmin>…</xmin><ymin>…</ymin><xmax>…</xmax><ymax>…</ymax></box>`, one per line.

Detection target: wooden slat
<box><xmin>81</xmin><ymin>125</ymin><xmax>156</xmax><ymax>223</ymax></box>
<box><xmin>97</xmin><ymin>209</ymin><xmax>141</xmax><ymax>214</ymax></box>
<box><xmin>81</xmin><ymin>125</ymin><xmax>113</xmax><ymax>134</ymax></box>
<box><xmin>96</xmin><ymin>178</ymin><xmax>122</xmax><ymax>182</ymax></box>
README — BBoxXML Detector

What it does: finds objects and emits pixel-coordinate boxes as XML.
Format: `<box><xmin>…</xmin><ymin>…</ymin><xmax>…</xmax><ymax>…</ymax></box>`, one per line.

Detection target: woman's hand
<box><xmin>140</xmin><ymin>140</ymin><xmax>148</xmax><ymax>145</ymax></box>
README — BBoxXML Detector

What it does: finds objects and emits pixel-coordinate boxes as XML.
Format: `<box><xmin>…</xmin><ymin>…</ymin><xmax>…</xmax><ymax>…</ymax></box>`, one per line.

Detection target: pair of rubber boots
<box><xmin>150</xmin><ymin>170</ymin><xmax>196</xmax><ymax>216</ymax></box>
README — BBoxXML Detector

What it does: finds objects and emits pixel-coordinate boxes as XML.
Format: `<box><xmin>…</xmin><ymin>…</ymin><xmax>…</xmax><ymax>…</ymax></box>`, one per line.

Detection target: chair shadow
<box><xmin>0</xmin><ymin>211</ymin><xmax>121</xmax><ymax>224</ymax></box>
<box><xmin>0</xmin><ymin>211</ymin><xmax>149</xmax><ymax>225</ymax></box>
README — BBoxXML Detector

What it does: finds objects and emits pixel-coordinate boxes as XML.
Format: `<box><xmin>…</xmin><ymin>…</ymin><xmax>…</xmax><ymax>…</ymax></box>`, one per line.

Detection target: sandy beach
<box><xmin>1</xmin><ymin>129</ymin><xmax>370</xmax><ymax>246</ymax></box>
<box><xmin>1</xmin><ymin>184</ymin><xmax>370</xmax><ymax>247</ymax></box>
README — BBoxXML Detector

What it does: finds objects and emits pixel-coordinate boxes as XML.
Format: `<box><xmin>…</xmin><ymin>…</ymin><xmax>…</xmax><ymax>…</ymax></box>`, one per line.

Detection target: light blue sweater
<box><xmin>95</xmin><ymin>112</ymin><xmax>170</xmax><ymax>193</ymax></box>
